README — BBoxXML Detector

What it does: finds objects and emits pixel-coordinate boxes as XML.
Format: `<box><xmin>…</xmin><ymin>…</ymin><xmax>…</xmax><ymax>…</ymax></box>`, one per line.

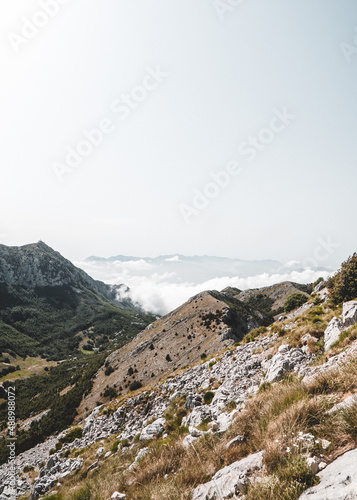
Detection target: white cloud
<box><xmin>75</xmin><ymin>258</ymin><xmax>332</xmax><ymax>316</ymax></box>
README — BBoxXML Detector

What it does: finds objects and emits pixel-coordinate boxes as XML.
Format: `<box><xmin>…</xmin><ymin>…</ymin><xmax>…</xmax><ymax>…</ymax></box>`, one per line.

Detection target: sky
<box><xmin>0</xmin><ymin>0</ymin><xmax>356</xmax><ymax>269</ymax></box>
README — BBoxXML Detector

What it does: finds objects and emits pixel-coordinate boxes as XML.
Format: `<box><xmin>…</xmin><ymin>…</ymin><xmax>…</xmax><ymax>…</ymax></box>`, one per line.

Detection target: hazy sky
<box><xmin>0</xmin><ymin>1</ymin><xmax>356</xmax><ymax>268</ymax></box>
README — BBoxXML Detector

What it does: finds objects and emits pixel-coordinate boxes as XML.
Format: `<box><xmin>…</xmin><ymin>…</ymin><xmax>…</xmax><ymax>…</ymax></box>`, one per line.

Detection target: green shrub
<box><xmin>103</xmin><ymin>386</ymin><xmax>117</xmax><ymax>399</ymax></box>
<box><xmin>327</xmin><ymin>253</ymin><xmax>357</xmax><ymax>304</ymax></box>
<box><xmin>59</xmin><ymin>426</ymin><xmax>83</xmax><ymax>444</ymax></box>
<box><xmin>284</xmin><ymin>293</ymin><xmax>308</xmax><ymax>313</ymax></box>
<box><xmin>313</xmin><ymin>296</ymin><xmax>323</xmax><ymax>305</ymax></box>
<box><xmin>111</xmin><ymin>440</ymin><xmax>119</xmax><ymax>453</ymax></box>
<box><xmin>104</xmin><ymin>365</ymin><xmax>115</xmax><ymax>376</ymax></box>
<box><xmin>129</xmin><ymin>380</ymin><xmax>142</xmax><ymax>392</ymax></box>
<box><xmin>203</xmin><ymin>391</ymin><xmax>215</xmax><ymax>405</ymax></box>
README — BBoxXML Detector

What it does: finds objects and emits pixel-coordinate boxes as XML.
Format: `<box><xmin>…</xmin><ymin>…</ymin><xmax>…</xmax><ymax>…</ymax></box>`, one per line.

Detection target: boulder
<box><xmin>342</xmin><ymin>300</ymin><xmax>357</xmax><ymax>328</ymax></box>
<box><xmin>225</xmin><ymin>435</ymin><xmax>244</xmax><ymax>450</ymax></box>
<box><xmin>213</xmin><ymin>411</ymin><xmax>237</xmax><ymax>433</ymax></box>
<box><xmin>128</xmin><ymin>447</ymin><xmax>149</xmax><ymax>471</ymax></box>
<box><xmin>306</xmin><ymin>456</ymin><xmax>320</xmax><ymax>474</ymax></box>
<box><xmin>299</xmin><ymin>448</ymin><xmax>357</xmax><ymax>499</ymax></box>
<box><xmin>264</xmin><ymin>346</ymin><xmax>306</xmax><ymax>383</ymax></box>
<box><xmin>87</xmin><ymin>460</ymin><xmax>99</xmax><ymax>472</ymax></box>
<box><xmin>185</xmin><ymin>394</ymin><xmax>203</xmax><ymax>410</ymax></box>
<box><xmin>314</xmin><ymin>281</ymin><xmax>326</xmax><ymax>292</ymax></box>
<box><xmin>189</xmin><ymin>426</ymin><xmax>203</xmax><ymax>438</ymax></box>
<box><xmin>191</xmin><ymin>451</ymin><xmax>265</xmax><ymax>500</ymax></box>
<box><xmin>328</xmin><ymin>394</ymin><xmax>357</xmax><ymax>414</ymax></box>
<box><xmin>182</xmin><ymin>406</ymin><xmax>212</xmax><ymax>428</ymax></box>
<box><xmin>183</xmin><ymin>434</ymin><xmax>198</xmax><ymax>449</ymax></box>
<box><xmin>324</xmin><ymin>317</ymin><xmax>344</xmax><ymax>351</ymax></box>
<box><xmin>139</xmin><ymin>418</ymin><xmax>166</xmax><ymax>441</ymax></box>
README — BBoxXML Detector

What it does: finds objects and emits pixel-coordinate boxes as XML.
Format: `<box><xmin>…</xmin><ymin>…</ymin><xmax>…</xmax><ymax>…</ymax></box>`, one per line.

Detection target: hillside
<box><xmin>81</xmin><ymin>281</ymin><xmax>313</xmax><ymax>418</ymax></box>
<box><xmin>225</xmin><ymin>281</ymin><xmax>312</xmax><ymax>314</ymax></box>
<box><xmin>0</xmin><ymin>242</ymin><xmax>155</xmax><ymax>360</ymax></box>
<box><xmin>1</xmin><ymin>256</ymin><xmax>357</xmax><ymax>499</ymax></box>
<box><xmin>78</xmin><ymin>286</ymin><xmax>280</xmax><ymax>415</ymax></box>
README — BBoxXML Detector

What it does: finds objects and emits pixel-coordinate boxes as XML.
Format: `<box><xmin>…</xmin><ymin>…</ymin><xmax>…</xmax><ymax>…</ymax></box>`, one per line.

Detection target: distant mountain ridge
<box><xmin>85</xmin><ymin>253</ymin><xmax>283</xmax><ymax>282</ymax></box>
<box><xmin>0</xmin><ymin>241</ymin><xmax>126</xmax><ymax>305</ymax></box>
<box><xmin>0</xmin><ymin>242</ymin><xmax>155</xmax><ymax>359</ymax></box>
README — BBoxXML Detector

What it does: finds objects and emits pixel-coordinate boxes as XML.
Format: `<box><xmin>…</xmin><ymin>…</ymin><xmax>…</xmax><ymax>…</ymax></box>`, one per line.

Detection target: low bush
<box><xmin>203</xmin><ymin>391</ymin><xmax>215</xmax><ymax>405</ymax></box>
<box><xmin>129</xmin><ymin>380</ymin><xmax>142</xmax><ymax>392</ymax></box>
<box><xmin>60</xmin><ymin>427</ymin><xmax>83</xmax><ymax>444</ymax></box>
<box><xmin>327</xmin><ymin>253</ymin><xmax>357</xmax><ymax>304</ymax></box>
<box><xmin>284</xmin><ymin>293</ymin><xmax>308</xmax><ymax>313</ymax></box>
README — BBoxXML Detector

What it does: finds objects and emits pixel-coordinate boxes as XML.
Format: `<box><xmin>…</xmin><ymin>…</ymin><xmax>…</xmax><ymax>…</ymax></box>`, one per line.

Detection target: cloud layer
<box><xmin>76</xmin><ymin>256</ymin><xmax>332</xmax><ymax>315</ymax></box>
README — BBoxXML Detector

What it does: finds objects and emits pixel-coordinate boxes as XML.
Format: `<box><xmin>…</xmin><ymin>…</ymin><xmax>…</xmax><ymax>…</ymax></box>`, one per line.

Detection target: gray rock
<box><xmin>183</xmin><ymin>434</ymin><xmax>199</xmax><ymax>449</ymax></box>
<box><xmin>96</xmin><ymin>447</ymin><xmax>105</xmax><ymax>456</ymax></box>
<box><xmin>324</xmin><ymin>317</ymin><xmax>344</xmax><ymax>351</ymax></box>
<box><xmin>299</xmin><ymin>448</ymin><xmax>357</xmax><ymax>499</ymax></box>
<box><xmin>328</xmin><ymin>394</ymin><xmax>357</xmax><ymax>414</ymax></box>
<box><xmin>343</xmin><ymin>300</ymin><xmax>357</xmax><ymax>328</ymax></box>
<box><xmin>128</xmin><ymin>447</ymin><xmax>150</xmax><ymax>471</ymax></box>
<box><xmin>306</xmin><ymin>456</ymin><xmax>320</xmax><ymax>475</ymax></box>
<box><xmin>185</xmin><ymin>394</ymin><xmax>203</xmax><ymax>410</ymax></box>
<box><xmin>225</xmin><ymin>435</ymin><xmax>244</xmax><ymax>450</ymax></box>
<box><xmin>213</xmin><ymin>411</ymin><xmax>237</xmax><ymax>433</ymax></box>
<box><xmin>87</xmin><ymin>460</ymin><xmax>99</xmax><ymax>472</ymax></box>
<box><xmin>314</xmin><ymin>281</ymin><xmax>326</xmax><ymax>292</ymax></box>
<box><xmin>189</xmin><ymin>426</ymin><xmax>203</xmax><ymax>438</ymax></box>
<box><xmin>182</xmin><ymin>406</ymin><xmax>213</xmax><ymax>428</ymax></box>
<box><xmin>140</xmin><ymin>418</ymin><xmax>166</xmax><ymax>441</ymax></box>
<box><xmin>111</xmin><ymin>493</ymin><xmax>126</xmax><ymax>500</ymax></box>
<box><xmin>264</xmin><ymin>346</ymin><xmax>306</xmax><ymax>383</ymax></box>
<box><xmin>191</xmin><ymin>451</ymin><xmax>265</xmax><ymax>500</ymax></box>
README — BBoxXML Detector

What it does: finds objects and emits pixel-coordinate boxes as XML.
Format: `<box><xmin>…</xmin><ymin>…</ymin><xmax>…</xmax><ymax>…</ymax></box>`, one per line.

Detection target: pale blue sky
<box><xmin>0</xmin><ymin>0</ymin><xmax>356</xmax><ymax>267</ymax></box>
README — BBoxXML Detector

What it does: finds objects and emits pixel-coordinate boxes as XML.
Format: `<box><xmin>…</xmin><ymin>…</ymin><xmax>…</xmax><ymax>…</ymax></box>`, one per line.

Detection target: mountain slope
<box><xmin>223</xmin><ymin>281</ymin><xmax>312</xmax><ymax>315</ymax></box>
<box><xmin>0</xmin><ymin>242</ymin><xmax>155</xmax><ymax>360</ymax></box>
<box><xmin>78</xmin><ymin>287</ymin><xmax>275</xmax><ymax>415</ymax></box>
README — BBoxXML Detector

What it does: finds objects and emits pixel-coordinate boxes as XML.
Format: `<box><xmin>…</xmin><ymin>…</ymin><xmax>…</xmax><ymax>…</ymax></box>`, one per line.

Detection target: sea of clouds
<box><xmin>75</xmin><ymin>255</ymin><xmax>333</xmax><ymax>316</ymax></box>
